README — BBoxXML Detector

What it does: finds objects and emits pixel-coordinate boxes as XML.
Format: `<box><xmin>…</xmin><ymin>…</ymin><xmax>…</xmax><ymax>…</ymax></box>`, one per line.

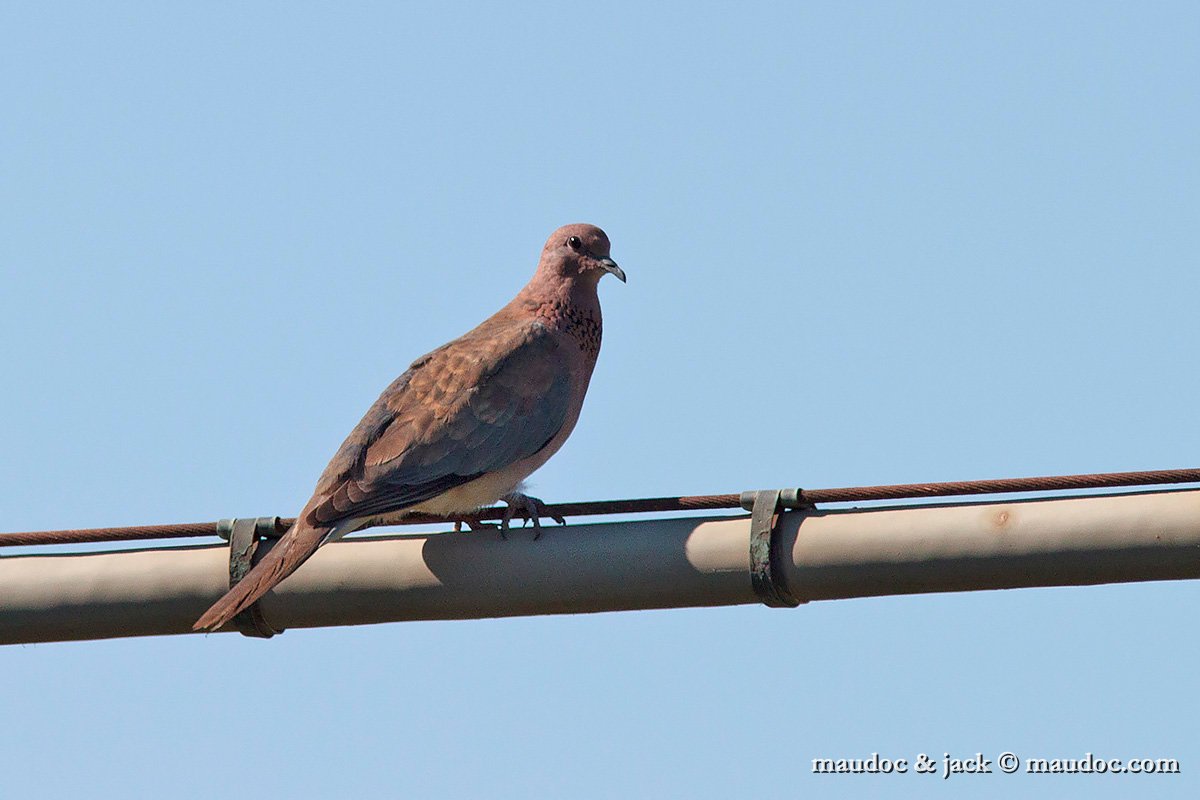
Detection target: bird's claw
<box><xmin>500</xmin><ymin>492</ymin><xmax>566</xmax><ymax>540</ymax></box>
<box><xmin>454</xmin><ymin>516</ymin><xmax>498</xmax><ymax>533</ymax></box>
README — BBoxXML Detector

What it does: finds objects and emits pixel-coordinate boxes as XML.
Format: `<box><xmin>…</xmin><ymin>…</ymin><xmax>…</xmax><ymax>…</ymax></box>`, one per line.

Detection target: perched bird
<box><xmin>193</xmin><ymin>223</ymin><xmax>624</xmax><ymax>632</ymax></box>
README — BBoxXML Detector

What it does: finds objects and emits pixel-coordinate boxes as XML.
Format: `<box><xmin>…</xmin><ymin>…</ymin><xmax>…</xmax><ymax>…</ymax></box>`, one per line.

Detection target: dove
<box><xmin>193</xmin><ymin>223</ymin><xmax>623</xmax><ymax>632</ymax></box>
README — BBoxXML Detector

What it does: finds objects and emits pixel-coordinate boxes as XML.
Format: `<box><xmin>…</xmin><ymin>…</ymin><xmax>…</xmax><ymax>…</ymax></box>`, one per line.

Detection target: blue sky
<box><xmin>2</xmin><ymin>2</ymin><xmax>1198</xmax><ymax>798</ymax></box>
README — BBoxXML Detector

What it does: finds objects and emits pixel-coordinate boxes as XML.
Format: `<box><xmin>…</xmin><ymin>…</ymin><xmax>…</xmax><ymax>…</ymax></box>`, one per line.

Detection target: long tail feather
<box><xmin>192</xmin><ymin>523</ymin><xmax>328</xmax><ymax>632</ymax></box>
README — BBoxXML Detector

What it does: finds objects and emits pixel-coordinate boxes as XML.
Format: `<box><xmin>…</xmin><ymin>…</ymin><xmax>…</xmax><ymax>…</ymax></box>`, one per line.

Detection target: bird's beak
<box><xmin>599</xmin><ymin>258</ymin><xmax>626</xmax><ymax>283</ymax></box>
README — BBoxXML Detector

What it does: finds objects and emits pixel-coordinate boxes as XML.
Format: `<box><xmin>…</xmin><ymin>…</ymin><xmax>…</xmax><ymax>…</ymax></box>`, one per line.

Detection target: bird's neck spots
<box><xmin>531</xmin><ymin>297</ymin><xmax>603</xmax><ymax>359</ymax></box>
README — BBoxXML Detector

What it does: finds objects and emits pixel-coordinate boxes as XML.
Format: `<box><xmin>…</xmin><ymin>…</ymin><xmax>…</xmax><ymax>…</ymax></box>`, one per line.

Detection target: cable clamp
<box><xmin>740</xmin><ymin>489</ymin><xmax>809</xmax><ymax>608</ymax></box>
<box><xmin>216</xmin><ymin>517</ymin><xmax>285</xmax><ymax>638</ymax></box>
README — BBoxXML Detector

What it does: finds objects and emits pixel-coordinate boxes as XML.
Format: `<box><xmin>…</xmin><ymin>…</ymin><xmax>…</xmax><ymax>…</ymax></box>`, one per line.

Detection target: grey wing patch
<box><xmin>366</xmin><ymin>329</ymin><xmax>572</xmax><ymax>489</ymax></box>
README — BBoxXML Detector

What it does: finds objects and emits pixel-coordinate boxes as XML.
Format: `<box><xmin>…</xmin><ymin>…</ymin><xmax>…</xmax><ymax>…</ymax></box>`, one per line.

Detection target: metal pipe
<box><xmin>2</xmin><ymin>490</ymin><xmax>1198</xmax><ymax>645</ymax></box>
<box><xmin>778</xmin><ymin>489</ymin><xmax>1200</xmax><ymax>600</ymax></box>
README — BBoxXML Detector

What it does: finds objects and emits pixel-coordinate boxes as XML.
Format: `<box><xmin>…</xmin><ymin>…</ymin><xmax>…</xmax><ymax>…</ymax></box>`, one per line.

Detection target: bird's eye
<box><xmin>567</xmin><ymin>235</ymin><xmax>582</xmax><ymax>251</ymax></box>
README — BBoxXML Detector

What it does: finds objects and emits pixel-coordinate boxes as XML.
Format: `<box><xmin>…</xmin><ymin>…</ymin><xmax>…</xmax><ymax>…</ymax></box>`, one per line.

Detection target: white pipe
<box><xmin>779</xmin><ymin>489</ymin><xmax>1200</xmax><ymax>600</ymax></box>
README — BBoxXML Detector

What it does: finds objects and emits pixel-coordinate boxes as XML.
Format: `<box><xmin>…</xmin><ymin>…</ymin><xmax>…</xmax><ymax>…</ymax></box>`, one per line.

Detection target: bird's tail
<box><xmin>192</xmin><ymin>522</ymin><xmax>329</xmax><ymax>632</ymax></box>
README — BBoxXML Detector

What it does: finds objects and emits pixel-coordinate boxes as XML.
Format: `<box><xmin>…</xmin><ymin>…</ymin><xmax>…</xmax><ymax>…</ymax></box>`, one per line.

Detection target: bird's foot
<box><xmin>499</xmin><ymin>492</ymin><xmax>566</xmax><ymax>540</ymax></box>
<box><xmin>453</xmin><ymin>516</ymin><xmax>498</xmax><ymax>533</ymax></box>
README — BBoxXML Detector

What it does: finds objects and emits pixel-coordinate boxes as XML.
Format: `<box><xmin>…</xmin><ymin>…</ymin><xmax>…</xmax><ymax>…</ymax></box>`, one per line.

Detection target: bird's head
<box><xmin>539</xmin><ymin>223</ymin><xmax>626</xmax><ymax>285</ymax></box>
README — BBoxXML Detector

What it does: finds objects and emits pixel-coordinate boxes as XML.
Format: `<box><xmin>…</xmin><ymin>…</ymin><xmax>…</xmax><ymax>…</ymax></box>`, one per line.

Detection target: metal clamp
<box><xmin>217</xmin><ymin>517</ymin><xmax>285</xmax><ymax>638</ymax></box>
<box><xmin>741</xmin><ymin>489</ymin><xmax>807</xmax><ymax>608</ymax></box>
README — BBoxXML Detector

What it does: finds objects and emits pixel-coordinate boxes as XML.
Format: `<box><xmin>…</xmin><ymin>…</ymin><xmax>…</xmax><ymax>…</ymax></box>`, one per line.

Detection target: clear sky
<box><xmin>2</xmin><ymin>2</ymin><xmax>1198</xmax><ymax>798</ymax></box>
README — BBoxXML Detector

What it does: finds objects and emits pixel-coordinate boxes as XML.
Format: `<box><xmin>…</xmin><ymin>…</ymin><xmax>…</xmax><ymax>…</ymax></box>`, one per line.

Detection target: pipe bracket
<box><xmin>743</xmin><ymin>490</ymin><xmax>805</xmax><ymax>608</ymax></box>
<box><xmin>217</xmin><ymin>517</ymin><xmax>285</xmax><ymax>638</ymax></box>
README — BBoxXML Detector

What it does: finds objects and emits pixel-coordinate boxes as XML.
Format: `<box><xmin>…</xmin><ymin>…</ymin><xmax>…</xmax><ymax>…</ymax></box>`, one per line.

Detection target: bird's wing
<box><xmin>305</xmin><ymin>319</ymin><xmax>574</xmax><ymax>526</ymax></box>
